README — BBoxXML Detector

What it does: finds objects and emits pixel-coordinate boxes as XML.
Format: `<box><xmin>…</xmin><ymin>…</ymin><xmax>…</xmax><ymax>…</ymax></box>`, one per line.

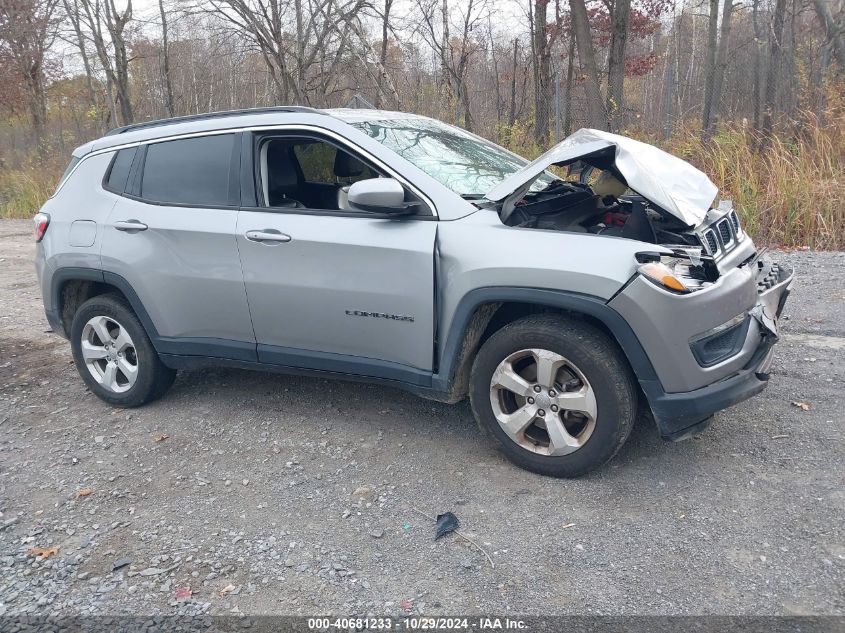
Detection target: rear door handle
<box><xmin>114</xmin><ymin>219</ymin><xmax>148</xmax><ymax>232</ymax></box>
<box><xmin>245</xmin><ymin>229</ymin><xmax>292</xmax><ymax>243</ymax></box>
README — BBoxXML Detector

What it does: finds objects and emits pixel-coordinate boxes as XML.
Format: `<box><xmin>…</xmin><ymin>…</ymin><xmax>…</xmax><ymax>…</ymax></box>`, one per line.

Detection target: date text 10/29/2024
<box><xmin>307</xmin><ymin>617</ymin><xmax>529</xmax><ymax>630</ymax></box>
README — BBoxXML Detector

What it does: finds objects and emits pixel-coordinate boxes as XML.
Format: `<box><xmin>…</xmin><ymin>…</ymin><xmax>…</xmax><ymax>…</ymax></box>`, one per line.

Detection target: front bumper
<box><xmin>636</xmin><ymin>260</ymin><xmax>794</xmax><ymax>440</ymax></box>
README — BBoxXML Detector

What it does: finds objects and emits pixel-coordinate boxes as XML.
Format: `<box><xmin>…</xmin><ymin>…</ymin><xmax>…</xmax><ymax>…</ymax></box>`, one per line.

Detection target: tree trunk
<box><xmin>606</xmin><ymin>0</ymin><xmax>631</xmax><ymax>132</ymax></box>
<box><xmin>705</xmin><ymin>0</ymin><xmax>734</xmax><ymax>136</ymax></box>
<box><xmin>811</xmin><ymin>0</ymin><xmax>845</xmax><ymax>75</ymax></box>
<box><xmin>533</xmin><ymin>0</ymin><xmax>552</xmax><ymax>145</ymax></box>
<box><xmin>762</xmin><ymin>0</ymin><xmax>787</xmax><ymax>140</ymax></box>
<box><xmin>569</xmin><ymin>0</ymin><xmax>607</xmax><ymax>129</ymax></box>
<box><xmin>751</xmin><ymin>0</ymin><xmax>763</xmax><ymax>128</ymax></box>
<box><xmin>508</xmin><ymin>38</ymin><xmax>519</xmax><ymax>129</ymax></box>
<box><xmin>374</xmin><ymin>0</ymin><xmax>394</xmax><ymax>108</ymax></box>
<box><xmin>159</xmin><ymin>0</ymin><xmax>175</xmax><ymax>117</ymax></box>
<box><xmin>701</xmin><ymin>0</ymin><xmax>719</xmax><ymax>136</ymax></box>
<box><xmin>563</xmin><ymin>35</ymin><xmax>575</xmax><ymax>136</ymax></box>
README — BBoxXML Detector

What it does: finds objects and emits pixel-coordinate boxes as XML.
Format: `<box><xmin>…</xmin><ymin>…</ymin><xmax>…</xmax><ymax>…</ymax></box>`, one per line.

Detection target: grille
<box><xmin>703</xmin><ymin>229</ymin><xmax>719</xmax><ymax>254</ymax></box>
<box><xmin>718</xmin><ymin>219</ymin><xmax>733</xmax><ymax>244</ymax></box>
<box><xmin>699</xmin><ymin>212</ymin><xmax>743</xmax><ymax>258</ymax></box>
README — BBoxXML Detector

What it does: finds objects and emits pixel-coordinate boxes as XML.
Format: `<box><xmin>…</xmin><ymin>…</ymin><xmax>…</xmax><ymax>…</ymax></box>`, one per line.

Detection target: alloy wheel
<box><xmin>80</xmin><ymin>315</ymin><xmax>139</xmax><ymax>393</ymax></box>
<box><xmin>489</xmin><ymin>348</ymin><xmax>597</xmax><ymax>456</ymax></box>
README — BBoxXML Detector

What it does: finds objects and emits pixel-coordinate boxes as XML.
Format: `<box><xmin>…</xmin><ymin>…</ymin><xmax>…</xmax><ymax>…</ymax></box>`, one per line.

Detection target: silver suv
<box><xmin>34</xmin><ymin>107</ymin><xmax>793</xmax><ymax>477</ymax></box>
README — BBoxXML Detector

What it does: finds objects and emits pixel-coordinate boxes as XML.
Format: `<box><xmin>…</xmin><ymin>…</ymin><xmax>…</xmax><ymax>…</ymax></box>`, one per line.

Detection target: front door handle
<box><xmin>114</xmin><ymin>219</ymin><xmax>148</xmax><ymax>232</ymax></box>
<box><xmin>245</xmin><ymin>229</ymin><xmax>292</xmax><ymax>244</ymax></box>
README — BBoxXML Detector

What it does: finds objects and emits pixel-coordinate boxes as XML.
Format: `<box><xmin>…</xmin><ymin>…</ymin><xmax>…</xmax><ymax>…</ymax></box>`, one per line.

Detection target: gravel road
<box><xmin>0</xmin><ymin>218</ymin><xmax>843</xmax><ymax>617</ymax></box>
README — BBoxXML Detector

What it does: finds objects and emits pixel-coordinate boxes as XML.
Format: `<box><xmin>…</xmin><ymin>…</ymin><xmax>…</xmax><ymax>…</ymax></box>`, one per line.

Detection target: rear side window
<box><xmin>140</xmin><ymin>134</ymin><xmax>234</xmax><ymax>206</ymax></box>
<box><xmin>103</xmin><ymin>147</ymin><xmax>136</xmax><ymax>193</ymax></box>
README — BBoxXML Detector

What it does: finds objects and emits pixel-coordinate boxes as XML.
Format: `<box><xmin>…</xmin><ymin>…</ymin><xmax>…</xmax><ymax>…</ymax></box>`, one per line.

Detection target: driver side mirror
<box><xmin>347</xmin><ymin>178</ymin><xmax>419</xmax><ymax>215</ymax></box>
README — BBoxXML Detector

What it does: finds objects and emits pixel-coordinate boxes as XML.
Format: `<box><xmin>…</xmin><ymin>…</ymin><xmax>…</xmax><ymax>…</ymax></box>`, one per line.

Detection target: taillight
<box><xmin>34</xmin><ymin>212</ymin><xmax>50</xmax><ymax>242</ymax></box>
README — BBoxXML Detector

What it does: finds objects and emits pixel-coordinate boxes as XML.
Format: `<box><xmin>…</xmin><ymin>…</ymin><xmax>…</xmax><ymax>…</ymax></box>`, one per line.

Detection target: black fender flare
<box><xmin>432</xmin><ymin>287</ymin><xmax>661</xmax><ymax>395</ymax></box>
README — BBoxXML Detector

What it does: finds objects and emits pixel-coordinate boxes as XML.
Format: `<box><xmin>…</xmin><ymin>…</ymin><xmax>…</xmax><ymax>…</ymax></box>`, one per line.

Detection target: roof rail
<box><xmin>105</xmin><ymin>106</ymin><xmax>324</xmax><ymax>136</ymax></box>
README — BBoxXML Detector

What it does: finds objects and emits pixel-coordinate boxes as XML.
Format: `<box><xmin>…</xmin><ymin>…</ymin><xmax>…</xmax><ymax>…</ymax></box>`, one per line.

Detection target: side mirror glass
<box><xmin>347</xmin><ymin>178</ymin><xmax>418</xmax><ymax>215</ymax></box>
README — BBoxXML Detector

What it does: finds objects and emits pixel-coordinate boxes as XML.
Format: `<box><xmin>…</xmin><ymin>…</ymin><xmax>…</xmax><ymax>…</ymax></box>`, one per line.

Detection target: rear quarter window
<box><xmin>103</xmin><ymin>147</ymin><xmax>137</xmax><ymax>194</ymax></box>
<box><xmin>140</xmin><ymin>134</ymin><xmax>235</xmax><ymax>206</ymax></box>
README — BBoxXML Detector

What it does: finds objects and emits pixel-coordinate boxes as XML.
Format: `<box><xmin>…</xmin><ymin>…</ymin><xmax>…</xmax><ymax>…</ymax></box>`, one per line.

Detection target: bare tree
<box><xmin>77</xmin><ymin>0</ymin><xmax>134</xmax><ymax>124</ymax></box>
<box><xmin>811</xmin><ymin>0</ymin><xmax>845</xmax><ymax>75</ymax></box>
<box><xmin>606</xmin><ymin>0</ymin><xmax>631</xmax><ymax>131</ymax></box>
<box><xmin>205</xmin><ymin>0</ymin><xmax>367</xmax><ymax>105</ymax></box>
<box><xmin>373</xmin><ymin>0</ymin><xmax>396</xmax><ymax>108</ymax></box>
<box><xmin>61</xmin><ymin>0</ymin><xmax>98</xmax><ymax>124</ymax></box>
<box><xmin>703</xmin><ymin>0</ymin><xmax>735</xmax><ymax>137</ymax></box>
<box><xmin>701</xmin><ymin>0</ymin><xmax>719</xmax><ymax>136</ymax></box>
<box><xmin>0</xmin><ymin>0</ymin><xmax>59</xmax><ymax>158</ymax></box>
<box><xmin>158</xmin><ymin>0</ymin><xmax>174</xmax><ymax>116</ymax></box>
<box><xmin>532</xmin><ymin>0</ymin><xmax>553</xmax><ymax>144</ymax></box>
<box><xmin>762</xmin><ymin>0</ymin><xmax>787</xmax><ymax>139</ymax></box>
<box><xmin>569</xmin><ymin>0</ymin><xmax>607</xmax><ymax>129</ymax></box>
<box><xmin>416</xmin><ymin>0</ymin><xmax>487</xmax><ymax>130</ymax></box>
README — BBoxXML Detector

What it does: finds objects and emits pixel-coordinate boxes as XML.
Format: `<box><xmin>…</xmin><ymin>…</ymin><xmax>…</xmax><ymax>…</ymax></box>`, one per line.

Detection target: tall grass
<box><xmin>662</xmin><ymin>113</ymin><xmax>844</xmax><ymax>250</ymax></box>
<box><xmin>0</xmin><ymin>162</ymin><xmax>62</xmax><ymax>219</ymax></box>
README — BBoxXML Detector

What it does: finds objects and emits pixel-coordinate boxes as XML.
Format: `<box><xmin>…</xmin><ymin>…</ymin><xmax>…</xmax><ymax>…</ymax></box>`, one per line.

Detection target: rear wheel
<box><xmin>469</xmin><ymin>314</ymin><xmax>637</xmax><ymax>477</ymax></box>
<box><xmin>70</xmin><ymin>294</ymin><xmax>176</xmax><ymax>407</ymax></box>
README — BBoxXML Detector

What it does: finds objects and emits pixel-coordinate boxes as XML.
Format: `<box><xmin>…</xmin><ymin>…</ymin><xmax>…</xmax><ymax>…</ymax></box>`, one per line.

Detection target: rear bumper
<box><xmin>639</xmin><ymin>260</ymin><xmax>793</xmax><ymax>440</ymax></box>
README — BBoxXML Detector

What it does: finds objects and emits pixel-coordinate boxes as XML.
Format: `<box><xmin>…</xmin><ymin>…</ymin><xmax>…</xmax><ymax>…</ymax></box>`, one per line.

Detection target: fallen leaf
<box><xmin>27</xmin><ymin>546</ymin><xmax>58</xmax><ymax>558</ymax></box>
<box><xmin>562</xmin><ymin>523</ymin><xmax>575</xmax><ymax>529</ymax></box>
<box><xmin>75</xmin><ymin>488</ymin><xmax>94</xmax><ymax>498</ymax></box>
<box><xmin>219</xmin><ymin>583</ymin><xmax>236</xmax><ymax>596</ymax></box>
<box><xmin>791</xmin><ymin>401</ymin><xmax>811</xmax><ymax>411</ymax></box>
<box><xmin>400</xmin><ymin>598</ymin><xmax>414</xmax><ymax>612</ymax></box>
<box><xmin>174</xmin><ymin>586</ymin><xmax>192</xmax><ymax>601</ymax></box>
<box><xmin>154</xmin><ymin>434</ymin><xmax>169</xmax><ymax>442</ymax></box>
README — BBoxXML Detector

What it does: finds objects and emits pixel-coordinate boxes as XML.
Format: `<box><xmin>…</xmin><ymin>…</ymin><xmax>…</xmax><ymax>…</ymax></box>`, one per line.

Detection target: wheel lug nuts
<box><xmin>533</xmin><ymin>385</ymin><xmax>542</xmax><ymax>393</ymax></box>
<box><xmin>548</xmin><ymin>389</ymin><xmax>556</xmax><ymax>397</ymax></box>
<box><xmin>527</xmin><ymin>397</ymin><xmax>535</xmax><ymax>404</ymax></box>
<box><xmin>537</xmin><ymin>409</ymin><xmax>545</xmax><ymax>417</ymax></box>
<box><xmin>551</xmin><ymin>404</ymin><xmax>559</xmax><ymax>412</ymax></box>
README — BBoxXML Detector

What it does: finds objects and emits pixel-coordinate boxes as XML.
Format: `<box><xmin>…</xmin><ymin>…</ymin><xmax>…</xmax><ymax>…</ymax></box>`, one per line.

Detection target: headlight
<box><xmin>638</xmin><ymin>261</ymin><xmax>691</xmax><ymax>293</ymax></box>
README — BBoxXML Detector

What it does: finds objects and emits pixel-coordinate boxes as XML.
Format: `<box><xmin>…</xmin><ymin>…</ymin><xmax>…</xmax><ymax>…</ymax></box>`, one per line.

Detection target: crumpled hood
<box><xmin>484</xmin><ymin>128</ymin><xmax>718</xmax><ymax>227</ymax></box>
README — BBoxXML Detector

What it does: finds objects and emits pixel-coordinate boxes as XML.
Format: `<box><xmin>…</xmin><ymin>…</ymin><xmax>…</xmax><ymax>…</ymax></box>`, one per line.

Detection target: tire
<box><xmin>469</xmin><ymin>313</ymin><xmax>637</xmax><ymax>477</ymax></box>
<box><xmin>70</xmin><ymin>293</ymin><xmax>176</xmax><ymax>407</ymax></box>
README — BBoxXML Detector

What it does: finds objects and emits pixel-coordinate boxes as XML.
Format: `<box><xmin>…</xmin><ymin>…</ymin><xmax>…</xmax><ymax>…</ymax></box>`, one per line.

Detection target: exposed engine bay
<box><xmin>502</xmin><ymin>169</ymin><xmax>705</xmax><ymax>249</ymax></box>
<box><xmin>494</xmin><ymin>166</ymin><xmax>750</xmax><ymax>292</ymax></box>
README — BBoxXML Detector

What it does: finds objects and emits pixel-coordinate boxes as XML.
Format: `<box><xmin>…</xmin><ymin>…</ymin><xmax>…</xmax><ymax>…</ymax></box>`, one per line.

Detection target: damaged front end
<box><xmin>483</xmin><ymin>128</ymin><xmax>760</xmax><ymax>286</ymax></box>
<box><xmin>487</xmin><ymin>129</ymin><xmax>799</xmax><ymax>439</ymax></box>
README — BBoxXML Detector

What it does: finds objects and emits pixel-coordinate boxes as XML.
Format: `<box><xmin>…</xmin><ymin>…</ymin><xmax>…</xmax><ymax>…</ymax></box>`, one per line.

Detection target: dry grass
<box><xmin>661</xmin><ymin>113</ymin><xmax>845</xmax><ymax>250</ymax></box>
<box><xmin>0</xmin><ymin>162</ymin><xmax>62</xmax><ymax>220</ymax></box>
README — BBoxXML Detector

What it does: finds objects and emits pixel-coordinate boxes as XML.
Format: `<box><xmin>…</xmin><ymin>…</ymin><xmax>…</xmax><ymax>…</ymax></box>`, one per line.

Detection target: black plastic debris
<box><xmin>434</xmin><ymin>512</ymin><xmax>460</xmax><ymax>540</ymax></box>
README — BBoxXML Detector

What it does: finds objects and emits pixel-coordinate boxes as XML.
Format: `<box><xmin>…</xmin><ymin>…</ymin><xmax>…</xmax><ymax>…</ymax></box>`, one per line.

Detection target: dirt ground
<box><xmin>0</xmin><ymin>218</ymin><xmax>843</xmax><ymax>617</ymax></box>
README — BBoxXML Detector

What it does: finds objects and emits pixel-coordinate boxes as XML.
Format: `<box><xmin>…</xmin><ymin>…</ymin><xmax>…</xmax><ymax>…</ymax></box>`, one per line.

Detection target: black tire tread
<box><xmin>69</xmin><ymin>293</ymin><xmax>176</xmax><ymax>408</ymax></box>
<box><xmin>469</xmin><ymin>313</ymin><xmax>637</xmax><ymax>477</ymax></box>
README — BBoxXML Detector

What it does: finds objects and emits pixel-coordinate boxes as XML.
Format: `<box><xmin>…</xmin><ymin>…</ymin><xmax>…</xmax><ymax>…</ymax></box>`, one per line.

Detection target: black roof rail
<box><xmin>105</xmin><ymin>106</ymin><xmax>324</xmax><ymax>136</ymax></box>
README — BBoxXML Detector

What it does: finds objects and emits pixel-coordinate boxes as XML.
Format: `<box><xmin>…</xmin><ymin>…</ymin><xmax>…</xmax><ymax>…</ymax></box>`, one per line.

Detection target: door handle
<box><xmin>245</xmin><ymin>229</ymin><xmax>292</xmax><ymax>243</ymax></box>
<box><xmin>114</xmin><ymin>219</ymin><xmax>148</xmax><ymax>232</ymax></box>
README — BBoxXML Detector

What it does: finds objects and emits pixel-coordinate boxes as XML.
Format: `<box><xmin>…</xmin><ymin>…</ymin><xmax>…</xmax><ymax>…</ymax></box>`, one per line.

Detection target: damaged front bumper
<box><xmin>640</xmin><ymin>260</ymin><xmax>794</xmax><ymax>441</ymax></box>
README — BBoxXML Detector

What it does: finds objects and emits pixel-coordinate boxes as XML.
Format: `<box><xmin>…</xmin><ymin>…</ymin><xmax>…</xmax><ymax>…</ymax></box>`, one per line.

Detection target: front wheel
<box><xmin>70</xmin><ymin>294</ymin><xmax>176</xmax><ymax>407</ymax></box>
<box><xmin>469</xmin><ymin>314</ymin><xmax>637</xmax><ymax>477</ymax></box>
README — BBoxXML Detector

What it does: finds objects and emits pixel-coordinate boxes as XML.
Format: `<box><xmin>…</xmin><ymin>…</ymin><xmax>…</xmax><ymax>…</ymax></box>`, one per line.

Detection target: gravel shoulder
<box><xmin>0</xmin><ymin>219</ymin><xmax>843</xmax><ymax>617</ymax></box>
